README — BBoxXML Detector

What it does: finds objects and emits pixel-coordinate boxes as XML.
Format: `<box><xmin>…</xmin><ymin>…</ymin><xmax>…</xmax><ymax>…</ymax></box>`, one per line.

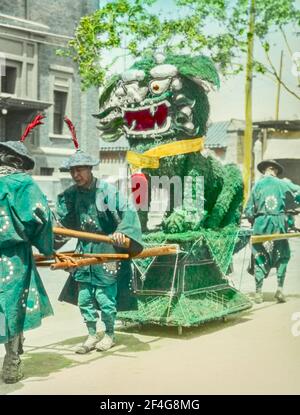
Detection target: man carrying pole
<box><xmin>56</xmin><ymin>117</ymin><xmax>143</xmax><ymax>354</ymax></box>
<box><xmin>0</xmin><ymin>115</ymin><xmax>54</xmax><ymax>383</ymax></box>
<box><xmin>245</xmin><ymin>159</ymin><xmax>300</xmax><ymax>304</ymax></box>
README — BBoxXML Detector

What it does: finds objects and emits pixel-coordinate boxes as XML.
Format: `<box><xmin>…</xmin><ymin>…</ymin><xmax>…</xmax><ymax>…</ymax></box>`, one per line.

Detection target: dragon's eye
<box><xmin>149</xmin><ymin>78</ymin><xmax>171</xmax><ymax>95</ymax></box>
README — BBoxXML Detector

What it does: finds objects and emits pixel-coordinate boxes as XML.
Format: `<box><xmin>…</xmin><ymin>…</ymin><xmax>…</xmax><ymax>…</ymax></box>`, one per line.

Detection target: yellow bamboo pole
<box><xmin>243</xmin><ymin>0</ymin><xmax>256</xmax><ymax>205</ymax></box>
<box><xmin>251</xmin><ymin>232</ymin><xmax>300</xmax><ymax>244</ymax></box>
<box><xmin>275</xmin><ymin>50</ymin><xmax>283</xmax><ymax>120</ymax></box>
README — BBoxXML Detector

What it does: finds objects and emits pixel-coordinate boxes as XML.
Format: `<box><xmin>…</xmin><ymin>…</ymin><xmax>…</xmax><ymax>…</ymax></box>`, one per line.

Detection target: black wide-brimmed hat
<box><xmin>0</xmin><ymin>114</ymin><xmax>45</xmax><ymax>170</ymax></box>
<box><xmin>0</xmin><ymin>140</ymin><xmax>35</xmax><ymax>170</ymax></box>
<box><xmin>257</xmin><ymin>159</ymin><xmax>284</xmax><ymax>175</ymax></box>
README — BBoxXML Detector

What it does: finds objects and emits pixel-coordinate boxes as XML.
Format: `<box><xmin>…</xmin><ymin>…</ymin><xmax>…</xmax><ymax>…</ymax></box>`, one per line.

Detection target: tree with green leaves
<box><xmin>57</xmin><ymin>0</ymin><xmax>161</xmax><ymax>90</ymax></box>
<box><xmin>166</xmin><ymin>0</ymin><xmax>300</xmax><ymax>199</ymax></box>
<box><xmin>62</xmin><ymin>0</ymin><xmax>300</xmax><ymax>94</ymax></box>
<box><xmin>60</xmin><ymin>0</ymin><xmax>300</xmax><ymax>201</ymax></box>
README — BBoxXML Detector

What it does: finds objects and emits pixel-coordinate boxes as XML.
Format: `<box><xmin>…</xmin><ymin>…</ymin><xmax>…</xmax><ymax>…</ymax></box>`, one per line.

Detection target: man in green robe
<box><xmin>0</xmin><ymin>141</ymin><xmax>54</xmax><ymax>383</ymax></box>
<box><xmin>56</xmin><ymin>150</ymin><xmax>143</xmax><ymax>353</ymax></box>
<box><xmin>245</xmin><ymin>159</ymin><xmax>300</xmax><ymax>304</ymax></box>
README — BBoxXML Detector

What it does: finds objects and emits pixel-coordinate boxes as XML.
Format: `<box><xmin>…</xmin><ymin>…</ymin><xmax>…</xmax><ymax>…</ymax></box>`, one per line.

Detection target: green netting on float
<box><xmin>117</xmin><ymin>288</ymin><xmax>251</xmax><ymax>326</ymax></box>
<box><xmin>140</xmin><ymin>224</ymin><xmax>240</xmax><ymax>275</ymax></box>
<box><xmin>201</xmin><ymin>226</ymin><xmax>240</xmax><ymax>275</ymax></box>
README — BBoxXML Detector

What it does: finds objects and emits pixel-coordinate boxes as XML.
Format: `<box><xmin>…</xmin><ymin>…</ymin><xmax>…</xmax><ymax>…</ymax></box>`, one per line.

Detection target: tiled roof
<box><xmin>99</xmin><ymin>135</ymin><xmax>129</xmax><ymax>151</ymax></box>
<box><xmin>99</xmin><ymin>119</ymin><xmax>244</xmax><ymax>151</ymax></box>
<box><xmin>205</xmin><ymin>121</ymin><xmax>232</xmax><ymax>148</ymax></box>
<box><xmin>253</xmin><ymin>119</ymin><xmax>300</xmax><ymax>131</ymax></box>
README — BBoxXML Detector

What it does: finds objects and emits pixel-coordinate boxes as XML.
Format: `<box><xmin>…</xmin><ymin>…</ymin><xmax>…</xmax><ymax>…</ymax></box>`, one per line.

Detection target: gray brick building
<box><xmin>0</xmin><ymin>0</ymin><xmax>99</xmax><ymax>179</ymax></box>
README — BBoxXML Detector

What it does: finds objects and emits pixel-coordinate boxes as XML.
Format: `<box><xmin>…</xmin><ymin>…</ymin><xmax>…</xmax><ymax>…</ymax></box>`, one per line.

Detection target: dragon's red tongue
<box><xmin>125</xmin><ymin>103</ymin><xmax>168</xmax><ymax>131</ymax></box>
<box><xmin>131</xmin><ymin>173</ymin><xmax>148</xmax><ymax>208</ymax></box>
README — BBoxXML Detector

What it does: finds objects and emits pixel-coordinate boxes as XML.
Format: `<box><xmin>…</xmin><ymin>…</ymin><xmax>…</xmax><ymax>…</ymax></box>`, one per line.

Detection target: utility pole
<box><xmin>243</xmin><ymin>0</ymin><xmax>256</xmax><ymax>204</ymax></box>
<box><xmin>275</xmin><ymin>50</ymin><xmax>283</xmax><ymax>120</ymax></box>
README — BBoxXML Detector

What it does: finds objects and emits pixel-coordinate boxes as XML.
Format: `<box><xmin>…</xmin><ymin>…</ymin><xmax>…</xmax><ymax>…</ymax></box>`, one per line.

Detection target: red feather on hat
<box><xmin>64</xmin><ymin>116</ymin><xmax>79</xmax><ymax>149</ymax></box>
<box><xmin>20</xmin><ymin>113</ymin><xmax>45</xmax><ymax>142</ymax></box>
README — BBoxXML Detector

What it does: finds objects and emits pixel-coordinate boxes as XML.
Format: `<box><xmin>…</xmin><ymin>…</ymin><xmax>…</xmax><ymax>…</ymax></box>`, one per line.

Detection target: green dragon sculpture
<box><xmin>94</xmin><ymin>53</ymin><xmax>251</xmax><ymax>328</ymax></box>
<box><xmin>95</xmin><ymin>53</ymin><xmax>243</xmax><ymax>233</ymax></box>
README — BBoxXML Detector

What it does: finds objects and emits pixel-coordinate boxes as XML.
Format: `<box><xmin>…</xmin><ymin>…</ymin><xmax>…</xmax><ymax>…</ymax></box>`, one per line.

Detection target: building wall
<box><xmin>0</xmin><ymin>0</ymin><xmax>26</xmax><ymax>18</ymax></box>
<box><xmin>263</xmin><ymin>132</ymin><xmax>300</xmax><ymax>185</ymax></box>
<box><xmin>35</xmin><ymin>40</ymin><xmax>99</xmax><ymax>171</ymax></box>
<box><xmin>224</xmin><ymin>132</ymin><xmax>237</xmax><ymax>164</ymax></box>
<box><xmin>0</xmin><ymin>0</ymin><xmax>99</xmax><ymax>30</ymax></box>
<box><xmin>29</xmin><ymin>0</ymin><xmax>96</xmax><ymax>36</ymax></box>
<box><xmin>0</xmin><ymin>0</ymin><xmax>100</xmax><ymax>175</ymax></box>
<box><xmin>279</xmin><ymin>159</ymin><xmax>300</xmax><ymax>185</ymax></box>
<box><xmin>99</xmin><ymin>150</ymin><xmax>128</xmax><ymax>181</ymax></box>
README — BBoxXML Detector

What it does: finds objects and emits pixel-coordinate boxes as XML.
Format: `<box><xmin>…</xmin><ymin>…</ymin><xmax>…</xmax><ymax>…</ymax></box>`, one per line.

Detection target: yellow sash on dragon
<box><xmin>126</xmin><ymin>137</ymin><xmax>205</xmax><ymax>170</ymax></box>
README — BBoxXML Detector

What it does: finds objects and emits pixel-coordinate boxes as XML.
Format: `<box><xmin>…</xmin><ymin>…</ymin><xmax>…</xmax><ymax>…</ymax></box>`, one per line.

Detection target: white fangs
<box><xmin>123</xmin><ymin>100</ymin><xmax>171</xmax><ymax>136</ymax></box>
<box><xmin>129</xmin><ymin>120</ymin><xmax>137</xmax><ymax>131</ymax></box>
<box><xmin>124</xmin><ymin>116</ymin><xmax>171</xmax><ymax>136</ymax></box>
<box><xmin>122</xmin><ymin>99</ymin><xmax>170</xmax><ymax>115</ymax></box>
<box><xmin>150</xmin><ymin>105</ymin><xmax>156</xmax><ymax>116</ymax></box>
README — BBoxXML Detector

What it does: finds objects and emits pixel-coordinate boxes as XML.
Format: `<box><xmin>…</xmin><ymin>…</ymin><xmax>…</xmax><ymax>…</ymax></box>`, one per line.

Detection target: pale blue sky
<box><xmin>99</xmin><ymin>0</ymin><xmax>300</xmax><ymax>122</ymax></box>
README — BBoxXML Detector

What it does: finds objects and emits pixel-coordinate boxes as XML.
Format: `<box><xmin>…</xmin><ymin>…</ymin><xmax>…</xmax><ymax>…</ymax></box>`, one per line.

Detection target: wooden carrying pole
<box><xmin>53</xmin><ymin>226</ymin><xmax>130</xmax><ymax>249</ymax></box>
<box><xmin>50</xmin><ymin>253</ymin><xmax>130</xmax><ymax>270</ymax></box>
<box><xmin>80</xmin><ymin>245</ymin><xmax>179</xmax><ymax>260</ymax></box>
<box><xmin>35</xmin><ymin>245</ymin><xmax>180</xmax><ymax>270</ymax></box>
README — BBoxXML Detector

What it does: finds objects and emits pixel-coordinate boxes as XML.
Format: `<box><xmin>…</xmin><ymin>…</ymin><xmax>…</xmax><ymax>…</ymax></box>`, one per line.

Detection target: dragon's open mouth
<box><xmin>123</xmin><ymin>100</ymin><xmax>171</xmax><ymax>135</ymax></box>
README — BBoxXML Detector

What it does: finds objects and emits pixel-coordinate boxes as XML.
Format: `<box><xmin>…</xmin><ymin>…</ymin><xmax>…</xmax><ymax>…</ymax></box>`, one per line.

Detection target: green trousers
<box><xmin>78</xmin><ymin>282</ymin><xmax>117</xmax><ymax>337</ymax></box>
<box><xmin>253</xmin><ymin>240</ymin><xmax>290</xmax><ymax>291</ymax></box>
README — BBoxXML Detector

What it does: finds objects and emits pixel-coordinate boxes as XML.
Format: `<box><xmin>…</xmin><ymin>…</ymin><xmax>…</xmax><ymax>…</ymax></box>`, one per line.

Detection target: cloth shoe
<box><xmin>2</xmin><ymin>354</ymin><xmax>23</xmax><ymax>384</ymax></box>
<box><xmin>75</xmin><ymin>335</ymin><xmax>99</xmax><ymax>354</ymax></box>
<box><xmin>274</xmin><ymin>290</ymin><xmax>286</xmax><ymax>303</ymax></box>
<box><xmin>96</xmin><ymin>334</ymin><xmax>115</xmax><ymax>351</ymax></box>
<box><xmin>254</xmin><ymin>292</ymin><xmax>263</xmax><ymax>304</ymax></box>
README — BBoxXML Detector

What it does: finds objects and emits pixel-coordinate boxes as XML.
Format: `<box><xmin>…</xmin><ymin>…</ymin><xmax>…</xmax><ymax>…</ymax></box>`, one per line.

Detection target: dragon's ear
<box><xmin>165</xmin><ymin>55</ymin><xmax>220</xmax><ymax>89</ymax></box>
<box><xmin>99</xmin><ymin>74</ymin><xmax>120</xmax><ymax>108</ymax></box>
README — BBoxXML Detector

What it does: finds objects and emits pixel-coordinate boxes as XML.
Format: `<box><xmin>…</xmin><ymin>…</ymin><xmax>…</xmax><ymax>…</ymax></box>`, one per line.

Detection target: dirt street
<box><xmin>0</xmin><ymin>240</ymin><xmax>299</xmax><ymax>395</ymax></box>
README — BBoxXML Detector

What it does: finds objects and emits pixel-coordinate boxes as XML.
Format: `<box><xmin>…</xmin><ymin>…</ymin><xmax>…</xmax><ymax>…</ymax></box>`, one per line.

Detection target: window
<box><xmin>49</xmin><ymin>66</ymin><xmax>73</xmax><ymax>137</ymax></box>
<box><xmin>40</xmin><ymin>167</ymin><xmax>54</xmax><ymax>176</ymax></box>
<box><xmin>0</xmin><ymin>37</ymin><xmax>37</xmax><ymax>98</ymax></box>
<box><xmin>1</xmin><ymin>66</ymin><xmax>17</xmax><ymax>94</ymax></box>
<box><xmin>53</xmin><ymin>91</ymin><xmax>68</xmax><ymax>135</ymax></box>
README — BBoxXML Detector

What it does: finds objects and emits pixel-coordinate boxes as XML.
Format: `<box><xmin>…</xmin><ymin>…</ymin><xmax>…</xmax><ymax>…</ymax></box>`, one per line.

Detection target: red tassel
<box><xmin>20</xmin><ymin>113</ymin><xmax>45</xmax><ymax>142</ymax></box>
<box><xmin>131</xmin><ymin>173</ymin><xmax>148</xmax><ymax>208</ymax></box>
<box><xmin>64</xmin><ymin>116</ymin><xmax>79</xmax><ymax>149</ymax></box>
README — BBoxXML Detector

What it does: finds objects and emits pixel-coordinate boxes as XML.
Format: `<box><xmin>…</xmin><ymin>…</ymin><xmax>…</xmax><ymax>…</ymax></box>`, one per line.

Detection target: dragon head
<box><xmin>95</xmin><ymin>53</ymin><xmax>220</xmax><ymax>142</ymax></box>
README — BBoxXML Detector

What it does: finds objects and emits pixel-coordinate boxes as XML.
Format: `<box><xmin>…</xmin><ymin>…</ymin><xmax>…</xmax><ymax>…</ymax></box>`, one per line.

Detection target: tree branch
<box><xmin>262</xmin><ymin>42</ymin><xmax>300</xmax><ymax>101</ymax></box>
<box><xmin>280</xmin><ymin>27</ymin><xmax>293</xmax><ymax>58</ymax></box>
<box><xmin>280</xmin><ymin>26</ymin><xmax>300</xmax><ymax>86</ymax></box>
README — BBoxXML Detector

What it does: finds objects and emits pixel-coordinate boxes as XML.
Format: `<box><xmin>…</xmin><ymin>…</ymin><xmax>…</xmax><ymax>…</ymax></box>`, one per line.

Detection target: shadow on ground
<box><xmin>116</xmin><ymin>292</ymin><xmax>299</xmax><ymax>339</ymax></box>
<box><xmin>116</xmin><ymin>310</ymin><xmax>254</xmax><ymax>340</ymax></box>
<box><xmin>57</xmin><ymin>332</ymin><xmax>154</xmax><ymax>353</ymax></box>
<box><xmin>0</xmin><ymin>332</ymin><xmax>154</xmax><ymax>394</ymax></box>
<box><xmin>2</xmin><ymin>292</ymin><xmax>297</xmax><ymax>393</ymax></box>
<box><xmin>0</xmin><ymin>352</ymin><xmax>76</xmax><ymax>394</ymax></box>
<box><xmin>22</xmin><ymin>352</ymin><xmax>75</xmax><ymax>379</ymax></box>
